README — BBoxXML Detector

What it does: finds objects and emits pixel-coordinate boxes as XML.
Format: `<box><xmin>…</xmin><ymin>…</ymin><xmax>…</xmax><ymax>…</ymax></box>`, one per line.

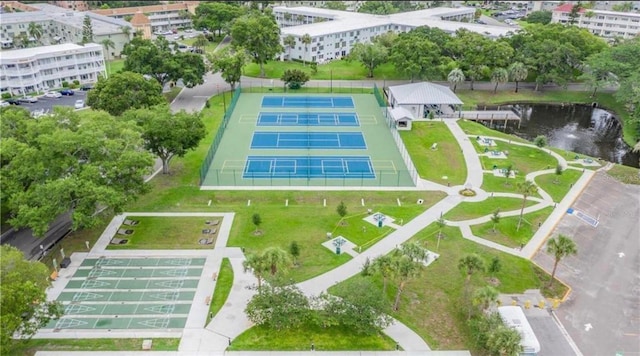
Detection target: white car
<box><xmin>44</xmin><ymin>91</ymin><xmax>62</xmax><ymax>98</ymax></box>
<box><xmin>74</xmin><ymin>99</ymin><xmax>85</xmax><ymax>109</ymax></box>
<box><xmin>0</xmin><ymin>101</ymin><xmax>9</xmax><ymax>107</ymax></box>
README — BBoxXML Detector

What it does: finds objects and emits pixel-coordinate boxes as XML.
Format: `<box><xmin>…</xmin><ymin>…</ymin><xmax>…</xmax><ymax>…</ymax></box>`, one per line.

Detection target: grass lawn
<box><xmin>163</xmin><ymin>86</ymin><xmax>182</xmax><ymax>103</ymax></box>
<box><xmin>106</xmin><ymin>59</ymin><xmax>124</xmax><ymax>75</ymax></box>
<box><xmin>457</xmin><ymin>119</ymin><xmax>529</xmax><ymax>144</ymax></box>
<box><xmin>470</xmin><ymin>207</ymin><xmax>554</xmax><ymax>248</ymax></box>
<box><xmin>534</xmin><ymin>169</ymin><xmax>584</xmax><ymax>202</ymax></box>
<box><xmin>444</xmin><ymin>197</ymin><xmax>537</xmax><ymax>221</ymax></box>
<box><xmin>479</xmin><ymin>143</ymin><xmax>557</xmax><ymax>175</ymax></box>
<box><xmin>400</xmin><ymin>122</ymin><xmax>467</xmax><ymax>186</ymax></box>
<box><xmin>329</xmin><ymin>222</ymin><xmax>567</xmax><ymax>351</ymax></box>
<box><xmin>607</xmin><ymin>164</ymin><xmax>640</xmax><ymax>185</ymax></box>
<box><xmin>241</xmin><ymin>84</ymin><xmax>373</xmax><ymax>94</ymax></box>
<box><xmin>481</xmin><ymin>173</ymin><xmax>541</xmax><ymax>198</ymax></box>
<box><xmin>10</xmin><ymin>338</ymin><xmax>179</xmax><ymax>356</ymax></box>
<box><xmin>208</xmin><ymin>258</ymin><xmax>233</xmax><ymax>322</ymax></box>
<box><xmin>39</xmin><ymin>218</ymin><xmax>110</xmax><ymax>271</ymax></box>
<box><xmin>243</xmin><ymin>60</ymin><xmax>407</xmax><ymax>80</ymax></box>
<box><xmin>180</xmin><ymin>36</ymin><xmax>221</xmax><ymax>54</ymax></box>
<box><xmin>107</xmin><ymin>216</ymin><xmax>218</xmax><ymax>250</ymax></box>
<box><xmin>229</xmin><ymin>324</ymin><xmax>397</xmax><ymax>351</ymax></box>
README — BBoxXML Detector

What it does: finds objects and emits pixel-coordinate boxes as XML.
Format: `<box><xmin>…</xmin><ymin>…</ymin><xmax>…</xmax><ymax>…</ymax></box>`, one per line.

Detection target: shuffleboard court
<box><xmin>251</xmin><ymin>132</ymin><xmax>366</xmax><ymax>149</ymax></box>
<box><xmin>256</xmin><ymin>112</ymin><xmax>359</xmax><ymax>126</ymax></box>
<box><xmin>56</xmin><ymin>290</ymin><xmax>196</xmax><ymax>303</ymax></box>
<box><xmin>64</xmin><ymin>278</ymin><xmax>199</xmax><ymax>290</ymax></box>
<box><xmin>80</xmin><ymin>257</ymin><xmax>206</xmax><ymax>267</ymax></box>
<box><xmin>62</xmin><ymin>303</ymin><xmax>192</xmax><ymax>316</ymax></box>
<box><xmin>46</xmin><ymin>316</ymin><xmax>187</xmax><ymax>330</ymax></box>
<box><xmin>262</xmin><ymin>95</ymin><xmax>354</xmax><ymax>108</ymax></box>
<box><xmin>243</xmin><ymin>155</ymin><xmax>374</xmax><ymax>179</ymax></box>
<box><xmin>72</xmin><ymin>266</ymin><xmax>203</xmax><ymax>278</ymax></box>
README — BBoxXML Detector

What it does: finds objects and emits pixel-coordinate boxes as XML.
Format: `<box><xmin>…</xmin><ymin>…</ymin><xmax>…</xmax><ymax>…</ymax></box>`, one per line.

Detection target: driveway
<box><xmin>19</xmin><ymin>91</ymin><xmax>87</xmax><ymax>113</ymax></box>
<box><xmin>533</xmin><ymin>172</ymin><xmax>640</xmax><ymax>356</ymax></box>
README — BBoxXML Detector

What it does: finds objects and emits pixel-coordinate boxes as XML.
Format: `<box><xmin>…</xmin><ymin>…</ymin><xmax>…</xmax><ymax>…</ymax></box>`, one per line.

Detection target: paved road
<box><xmin>533</xmin><ymin>172</ymin><xmax>640</xmax><ymax>356</ymax></box>
<box><xmin>18</xmin><ymin>91</ymin><xmax>87</xmax><ymax>113</ymax></box>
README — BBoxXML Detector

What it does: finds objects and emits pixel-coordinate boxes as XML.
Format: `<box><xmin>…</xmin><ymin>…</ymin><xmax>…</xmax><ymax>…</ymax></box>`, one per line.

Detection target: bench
<box><xmin>212</xmin><ymin>272</ymin><xmax>218</xmax><ymax>281</ymax></box>
<box><xmin>205</xmin><ymin>296</ymin><xmax>211</xmax><ymax>305</ymax></box>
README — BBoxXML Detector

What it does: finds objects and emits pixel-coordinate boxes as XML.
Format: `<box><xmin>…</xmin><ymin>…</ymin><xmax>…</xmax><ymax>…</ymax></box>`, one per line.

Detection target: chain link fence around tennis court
<box><xmin>240</xmin><ymin>81</ymin><xmax>375</xmax><ymax>94</ymax></box>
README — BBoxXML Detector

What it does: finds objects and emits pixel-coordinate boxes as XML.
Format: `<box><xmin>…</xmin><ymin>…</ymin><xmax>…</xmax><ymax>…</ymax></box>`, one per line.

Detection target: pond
<box><xmin>485</xmin><ymin>104</ymin><xmax>639</xmax><ymax>168</ymax></box>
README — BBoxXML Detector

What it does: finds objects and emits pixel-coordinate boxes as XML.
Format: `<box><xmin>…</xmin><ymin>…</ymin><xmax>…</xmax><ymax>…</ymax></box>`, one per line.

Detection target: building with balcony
<box><xmin>274</xmin><ymin>6</ymin><xmax>517</xmax><ymax>63</ymax></box>
<box><xmin>551</xmin><ymin>3</ymin><xmax>640</xmax><ymax>39</ymax></box>
<box><xmin>0</xmin><ymin>42</ymin><xmax>106</xmax><ymax>96</ymax></box>
<box><xmin>0</xmin><ymin>3</ymin><xmax>132</xmax><ymax>56</ymax></box>
<box><xmin>90</xmin><ymin>1</ymin><xmax>199</xmax><ymax>34</ymax></box>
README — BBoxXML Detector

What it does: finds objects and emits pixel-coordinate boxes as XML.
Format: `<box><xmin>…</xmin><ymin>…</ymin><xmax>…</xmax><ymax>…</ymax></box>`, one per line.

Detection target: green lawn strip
<box><xmin>400</xmin><ymin>121</ymin><xmax>466</xmax><ymax>185</ymax></box>
<box><xmin>534</xmin><ymin>169</ymin><xmax>583</xmax><ymax>202</ymax></box>
<box><xmin>228</xmin><ymin>324</ymin><xmax>396</xmax><ymax>351</ymax></box>
<box><xmin>333</xmin><ymin>213</ymin><xmax>394</xmax><ymax>249</ymax></box>
<box><xmin>479</xmin><ymin>143</ymin><xmax>557</xmax><ymax>175</ymax></box>
<box><xmin>455</xmin><ymin>90</ymin><xmax>635</xmax><ymax>147</ymax></box>
<box><xmin>457</xmin><ymin>119</ymin><xmax>530</xmax><ymax>144</ymax></box>
<box><xmin>240</xmin><ymin>85</ymin><xmax>373</xmax><ymax>94</ymax></box>
<box><xmin>550</xmin><ymin>147</ymin><xmax>599</xmax><ymax>163</ymax></box>
<box><xmin>606</xmin><ymin>164</ymin><xmax>640</xmax><ymax>185</ymax></box>
<box><xmin>329</xmin><ymin>223</ymin><xmax>567</xmax><ymax>351</ymax></box>
<box><xmin>162</xmin><ymin>86</ymin><xmax>182</xmax><ymax>103</ymax></box>
<box><xmin>180</xmin><ymin>36</ymin><xmax>222</xmax><ymax>53</ymax></box>
<box><xmin>243</xmin><ymin>60</ymin><xmax>407</xmax><ymax>80</ymax></box>
<box><xmin>207</xmin><ymin>258</ymin><xmax>233</xmax><ymax>322</ymax></box>
<box><xmin>106</xmin><ymin>59</ymin><xmax>125</xmax><ymax>75</ymax></box>
<box><xmin>481</xmin><ymin>173</ymin><xmax>540</xmax><ymax>198</ymax></box>
<box><xmin>11</xmin><ymin>338</ymin><xmax>180</xmax><ymax>355</ymax></box>
<box><xmin>107</xmin><ymin>216</ymin><xmax>215</xmax><ymax>250</ymax></box>
<box><xmin>444</xmin><ymin>197</ymin><xmax>537</xmax><ymax>221</ymax></box>
<box><xmin>470</xmin><ymin>207</ymin><xmax>554</xmax><ymax>248</ymax></box>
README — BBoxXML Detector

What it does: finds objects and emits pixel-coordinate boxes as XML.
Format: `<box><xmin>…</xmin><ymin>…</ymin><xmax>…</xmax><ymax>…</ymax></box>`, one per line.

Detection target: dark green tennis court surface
<box><xmin>45</xmin><ymin>257</ymin><xmax>205</xmax><ymax>330</ymax></box>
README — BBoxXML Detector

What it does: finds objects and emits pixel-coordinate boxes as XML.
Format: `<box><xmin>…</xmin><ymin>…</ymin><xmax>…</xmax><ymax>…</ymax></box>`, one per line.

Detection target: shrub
<box><xmin>534</xmin><ymin>135</ymin><xmax>547</xmax><ymax>148</ymax></box>
<box><xmin>281</xmin><ymin>69</ymin><xmax>310</xmax><ymax>89</ymax></box>
<box><xmin>73</xmin><ymin>80</ymin><xmax>80</xmax><ymax>86</ymax></box>
<box><xmin>62</xmin><ymin>81</ymin><xmax>69</xmax><ymax>88</ymax></box>
<box><xmin>1</xmin><ymin>93</ymin><xmax>12</xmax><ymax>99</ymax></box>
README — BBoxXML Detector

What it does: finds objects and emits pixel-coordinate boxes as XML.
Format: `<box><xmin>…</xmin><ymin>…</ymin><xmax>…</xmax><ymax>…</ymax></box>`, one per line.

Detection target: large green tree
<box><xmin>0</xmin><ymin>107</ymin><xmax>153</xmax><ymax>236</ymax></box>
<box><xmin>446</xmin><ymin>29</ymin><xmax>493</xmax><ymax>90</ymax></box>
<box><xmin>194</xmin><ymin>2</ymin><xmax>243</xmax><ymax>36</ymax></box>
<box><xmin>322</xmin><ymin>1</ymin><xmax>346</xmax><ymax>10</ymax></box>
<box><xmin>231</xmin><ymin>12</ymin><xmax>283</xmax><ymax>77</ymax></box>
<box><xmin>524</xmin><ymin>10</ymin><xmax>552</xmax><ymax>24</ymax></box>
<box><xmin>208</xmin><ymin>47</ymin><xmax>246</xmax><ymax>90</ymax></box>
<box><xmin>245</xmin><ymin>284</ymin><xmax>311</xmax><ymax>330</ymax></box>
<box><xmin>0</xmin><ymin>245</ymin><xmax>62</xmax><ymax>352</ymax></box>
<box><xmin>358</xmin><ymin>1</ymin><xmax>396</xmax><ymax>14</ymax></box>
<box><xmin>82</xmin><ymin>15</ymin><xmax>94</xmax><ymax>44</ymax></box>
<box><xmin>121</xmin><ymin>105</ymin><xmax>205</xmax><ymax>174</ymax></box>
<box><xmin>87</xmin><ymin>71</ymin><xmax>164</xmax><ymax>116</ymax></box>
<box><xmin>390</xmin><ymin>32</ymin><xmax>441</xmax><ymax>82</ymax></box>
<box><xmin>348</xmin><ymin>42</ymin><xmax>388</xmax><ymax>78</ymax></box>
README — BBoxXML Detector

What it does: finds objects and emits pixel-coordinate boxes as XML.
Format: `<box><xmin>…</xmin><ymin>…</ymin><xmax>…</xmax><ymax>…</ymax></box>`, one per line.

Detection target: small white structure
<box><xmin>387</xmin><ymin>82</ymin><xmax>463</xmax><ymax>120</ymax></box>
<box><xmin>498</xmin><ymin>306</ymin><xmax>541</xmax><ymax>355</ymax></box>
<box><xmin>388</xmin><ymin>106</ymin><xmax>414</xmax><ymax>130</ymax></box>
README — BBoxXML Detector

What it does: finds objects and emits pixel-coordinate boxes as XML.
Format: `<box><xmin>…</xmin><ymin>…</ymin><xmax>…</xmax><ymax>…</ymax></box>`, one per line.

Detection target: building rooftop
<box><xmin>0</xmin><ymin>42</ymin><xmax>101</xmax><ymax>61</ymax></box>
<box><xmin>275</xmin><ymin>6</ymin><xmax>515</xmax><ymax>38</ymax></box>
<box><xmin>90</xmin><ymin>2</ymin><xmax>194</xmax><ymax>16</ymax></box>
<box><xmin>130</xmin><ymin>11</ymin><xmax>151</xmax><ymax>25</ymax></box>
<box><xmin>388</xmin><ymin>82</ymin><xmax>463</xmax><ymax>105</ymax></box>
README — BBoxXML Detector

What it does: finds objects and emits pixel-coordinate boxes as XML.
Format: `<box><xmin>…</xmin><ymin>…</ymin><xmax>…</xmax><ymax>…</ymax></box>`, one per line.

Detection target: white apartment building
<box><xmin>551</xmin><ymin>3</ymin><xmax>640</xmax><ymax>39</ymax></box>
<box><xmin>0</xmin><ymin>4</ymin><xmax>132</xmax><ymax>57</ymax></box>
<box><xmin>273</xmin><ymin>6</ymin><xmax>517</xmax><ymax>63</ymax></box>
<box><xmin>90</xmin><ymin>1</ymin><xmax>198</xmax><ymax>34</ymax></box>
<box><xmin>0</xmin><ymin>43</ymin><xmax>106</xmax><ymax>95</ymax></box>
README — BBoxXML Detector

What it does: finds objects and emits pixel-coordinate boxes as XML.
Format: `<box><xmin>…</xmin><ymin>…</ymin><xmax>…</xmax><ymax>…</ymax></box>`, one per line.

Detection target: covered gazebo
<box><xmin>387</xmin><ymin>82</ymin><xmax>463</xmax><ymax>119</ymax></box>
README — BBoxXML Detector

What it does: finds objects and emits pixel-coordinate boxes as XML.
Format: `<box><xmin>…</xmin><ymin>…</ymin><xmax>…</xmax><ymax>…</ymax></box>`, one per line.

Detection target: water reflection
<box><xmin>488</xmin><ymin>104</ymin><xmax>639</xmax><ymax>168</ymax></box>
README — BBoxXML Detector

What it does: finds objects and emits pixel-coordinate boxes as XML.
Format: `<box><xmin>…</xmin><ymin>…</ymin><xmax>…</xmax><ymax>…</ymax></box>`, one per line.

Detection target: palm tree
<box><xmin>436</xmin><ymin>217</ymin><xmax>447</xmax><ymax>251</ymax></box>
<box><xmin>447</xmin><ymin>68</ymin><xmax>465</xmax><ymax>93</ymax></box>
<box><xmin>120</xmin><ymin>26</ymin><xmax>131</xmax><ymax>39</ymax></box>
<box><xmin>546</xmin><ymin>234</ymin><xmax>577</xmax><ymax>287</ymax></box>
<box><xmin>193</xmin><ymin>34</ymin><xmax>208</xmax><ymax>52</ymax></box>
<box><xmin>27</xmin><ymin>22</ymin><xmax>43</xmax><ymax>45</ymax></box>
<box><xmin>458</xmin><ymin>254</ymin><xmax>485</xmax><ymax>318</ymax></box>
<box><xmin>491</xmin><ymin>67</ymin><xmax>509</xmax><ymax>93</ymax></box>
<box><xmin>371</xmin><ymin>255</ymin><xmax>394</xmax><ymax>295</ymax></box>
<box><xmin>473</xmin><ymin>285</ymin><xmax>499</xmax><ymax>313</ymax></box>
<box><xmin>487</xmin><ymin>325</ymin><xmax>522</xmax><ymax>356</ymax></box>
<box><xmin>503</xmin><ymin>164</ymin><xmax>514</xmax><ymax>185</ymax></box>
<box><xmin>516</xmin><ymin>180</ymin><xmax>538</xmax><ymax>231</ymax></box>
<box><xmin>243</xmin><ymin>253</ymin><xmax>269</xmax><ymax>292</ymax></box>
<box><xmin>283</xmin><ymin>35</ymin><xmax>296</xmax><ymax>61</ymax></box>
<box><xmin>261</xmin><ymin>247</ymin><xmax>292</xmax><ymax>277</ymax></box>
<box><xmin>399</xmin><ymin>241</ymin><xmax>426</xmax><ymax>263</ymax></box>
<box><xmin>491</xmin><ymin>209</ymin><xmax>501</xmax><ymax>232</ymax></box>
<box><xmin>301</xmin><ymin>33</ymin><xmax>312</xmax><ymax>66</ymax></box>
<box><xmin>508</xmin><ymin>62</ymin><xmax>528</xmax><ymax>93</ymax></box>
<box><xmin>100</xmin><ymin>39</ymin><xmax>115</xmax><ymax>76</ymax></box>
<box><xmin>391</xmin><ymin>254</ymin><xmax>422</xmax><ymax>310</ymax></box>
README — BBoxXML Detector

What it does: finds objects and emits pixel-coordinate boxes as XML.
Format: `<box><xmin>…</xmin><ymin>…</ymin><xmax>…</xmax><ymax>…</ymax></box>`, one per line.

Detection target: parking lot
<box><xmin>533</xmin><ymin>172</ymin><xmax>640</xmax><ymax>356</ymax></box>
<box><xmin>12</xmin><ymin>90</ymin><xmax>87</xmax><ymax>113</ymax></box>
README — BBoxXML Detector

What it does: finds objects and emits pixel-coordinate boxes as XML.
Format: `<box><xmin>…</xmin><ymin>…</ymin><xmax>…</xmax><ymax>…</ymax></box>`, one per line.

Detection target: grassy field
<box><xmin>106</xmin><ymin>59</ymin><xmax>124</xmax><ymax>75</ymax></box>
<box><xmin>534</xmin><ymin>169</ymin><xmax>584</xmax><ymax>202</ymax></box>
<box><xmin>400</xmin><ymin>122</ymin><xmax>467</xmax><ymax>186</ymax></box>
<box><xmin>180</xmin><ymin>36</ymin><xmax>221</xmax><ymax>54</ymax></box>
<box><xmin>457</xmin><ymin>119</ymin><xmax>529</xmax><ymax>144</ymax></box>
<box><xmin>243</xmin><ymin>60</ymin><xmax>407</xmax><ymax>80</ymax></box>
<box><xmin>163</xmin><ymin>86</ymin><xmax>182</xmax><ymax>103</ymax></box>
<box><xmin>481</xmin><ymin>173</ymin><xmax>541</xmax><ymax>198</ymax></box>
<box><xmin>240</xmin><ymin>83</ymin><xmax>375</xmax><ymax>93</ymax></box>
<box><xmin>229</xmin><ymin>324</ymin><xmax>397</xmax><ymax>351</ymax></box>
<box><xmin>479</xmin><ymin>143</ymin><xmax>557</xmax><ymax>175</ymax></box>
<box><xmin>107</xmin><ymin>216</ymin><xmax>217</xmax><ymax>250</ymax></box>
<box><xmin>208</xmin><ymin>258</ymin><xmax>233</xmax><ymax>322</ymax></box>
<box><xmin>607</xmin><ymin>164</ymin><xmax>640</xmax><ymax>185</ymax></box>
<box><xmin>444</xmin><ymin>197</ymin><xmax>537</xmax><ymax>221</ymax></box>
<box><xmin>329</xmin><ymin>222</ymin><xmax>568</xmax><ymax>351</ymax></box>
<box><xmin>10</xmin><ymin>338</ymin><xmax>180</xmax><ymax>356</ymax></box>
<box><xmin>470</xmin><ymin>207</ymin><xmax>554</xmax><ymax>248</ymax></box>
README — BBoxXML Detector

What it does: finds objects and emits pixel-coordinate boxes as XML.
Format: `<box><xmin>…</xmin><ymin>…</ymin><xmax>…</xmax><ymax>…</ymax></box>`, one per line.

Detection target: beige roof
<box><xmin>91</xmin><ymin>2</ymin><xmax>194</xmax><ymax>17</ymax></box>
<box><xmin>130</xmin><ymin>12</ymin><xmax>150</xmax><ymax>25</ymax></box>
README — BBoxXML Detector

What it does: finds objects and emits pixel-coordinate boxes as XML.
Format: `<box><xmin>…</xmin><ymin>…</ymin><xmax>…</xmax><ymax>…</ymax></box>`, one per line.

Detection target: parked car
<box><xmin>74</xmin><ymin>99</ymin><xmax>85</xmax><ymax>109</ymax></box>
<box><xmin>80</xmin><ymin>84</ymin><xmax>93</xmax><ymax>91</ymax></box>
<box><xmin>60</xmin><ymin>89</ymin><xmax>74</xmax><ymax>96</ymax></box>
<box><xmin>44</xmin><ymin>91</ymin><xmax>62</xmax><ymax>98</ymax></box>
<box><xmin>18</xmin><ymin>96</ymin><xmax>38</xmax><ymax>103</ymax></box>
<box><xmin>0</xmin><ymin>101</ymin><xmax>10</xmax><ymax>107</ymax></box>
<box><xmin>5</xmin><ymin>98</ymin><xmax>20</xmax><ymax>105</ymax></box>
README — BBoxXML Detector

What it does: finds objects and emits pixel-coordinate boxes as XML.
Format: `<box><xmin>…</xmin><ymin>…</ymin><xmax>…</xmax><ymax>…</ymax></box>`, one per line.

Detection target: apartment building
<box><xmin>52</xmin><ymin>1</ymin><xmax>89</xmax><ymax>11</ymax></box>
<box><xmin>90</xmin><ymin>1</ymin><xmax>198</xmax><ymax>34</ymax></box>
<box><xmin>551</xmin><ymin>3</ymin><xmax>640</xmax><ymax>39</ymax></box>
<box><xmin>0</xmin><ymin>43</ymin><xmax>106</xmax><ymax>95</ymax></box>
<box><xmin>274</xmin><ymin>6</ymin><xmax>516</xmax><ymax>63</ymax></box>
<box><xmin>0</xmin><ymin>3</ymin><xmax>132</xmax><ymax>56</ymax></box>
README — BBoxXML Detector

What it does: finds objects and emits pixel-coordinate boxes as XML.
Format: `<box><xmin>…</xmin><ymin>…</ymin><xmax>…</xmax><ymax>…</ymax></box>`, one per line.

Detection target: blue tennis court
<box><xmin>251</xmin><ymin>132</ymin><xmax>366</xmax><ymax>149</ymax></box>
<box><xmin>257</xmin><ymin>112</ymin><xmax>359</xmax><ymax>126</ymax></box>
<box><xmin>262</xmin><ymin>96</ymin><xmax>354</xmax><ymax>108</ymax></box>
<box><xmin>243</xmin><ymin>156</ymin><xmax>374</xmax><ymax>179</ymax></box>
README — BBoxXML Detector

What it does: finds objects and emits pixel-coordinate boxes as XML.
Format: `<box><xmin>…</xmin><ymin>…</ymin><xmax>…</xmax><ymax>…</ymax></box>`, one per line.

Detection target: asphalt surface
<box><xmin>18</xmin><ymin>90</ymin><xmax>87</xmax><ymax>113</ymax></box>
<box><xmin>533</xmin><ymin>172</ymin><xmax>640</xmax><ymax>356</ymax></box>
